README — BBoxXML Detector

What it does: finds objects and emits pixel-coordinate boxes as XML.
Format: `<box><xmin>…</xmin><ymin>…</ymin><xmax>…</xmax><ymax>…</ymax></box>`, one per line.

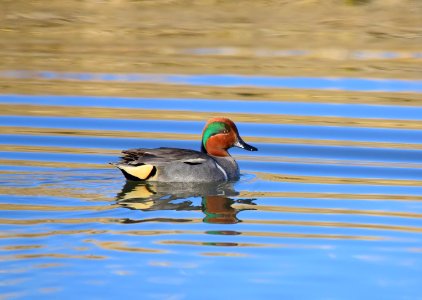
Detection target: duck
<box><xmin>111</xmin><ymin>117</ymin><xmax>257</xmax><ymax>182</ymax></box>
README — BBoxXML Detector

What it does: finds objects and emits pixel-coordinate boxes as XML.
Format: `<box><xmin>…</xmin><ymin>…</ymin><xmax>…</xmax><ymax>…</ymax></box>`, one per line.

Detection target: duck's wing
<box><xmin>111</xmin><ymin>147</ymin><xmax>209</xmax><ymax>181</ymax></box>
<box><xmin>118</xmin><ymin>147</ymin><xmax>208</xmax><ymax>166</ymax></box>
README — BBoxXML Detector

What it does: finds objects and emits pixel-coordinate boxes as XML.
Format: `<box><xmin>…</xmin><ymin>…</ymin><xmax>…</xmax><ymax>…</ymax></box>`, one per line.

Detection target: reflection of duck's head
<box><xmin>202</xmin><ymin>195</ymin><xmax>238</xmax><ymax>224</ymax></box>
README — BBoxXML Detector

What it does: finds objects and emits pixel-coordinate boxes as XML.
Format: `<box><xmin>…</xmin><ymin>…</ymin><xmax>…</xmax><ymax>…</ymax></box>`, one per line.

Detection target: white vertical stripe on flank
<box><xmin>215</xmin><ymin>162</ymin><xmax>228</xmax><ymax>181</ymax></box>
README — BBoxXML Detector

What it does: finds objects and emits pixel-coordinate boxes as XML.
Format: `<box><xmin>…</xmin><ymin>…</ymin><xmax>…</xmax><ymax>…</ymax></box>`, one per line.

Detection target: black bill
<box><xmin>234</xmin><ymin>137</ymin><xmax>258</xmax><ymax>151</ymax></box>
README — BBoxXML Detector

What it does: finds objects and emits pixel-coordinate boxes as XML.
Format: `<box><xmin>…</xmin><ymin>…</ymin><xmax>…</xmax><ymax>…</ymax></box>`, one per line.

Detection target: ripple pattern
<box><xmin>1</xmin><ymin>70</ymin><xmax>422</xmax><ymax>298</ymax></box>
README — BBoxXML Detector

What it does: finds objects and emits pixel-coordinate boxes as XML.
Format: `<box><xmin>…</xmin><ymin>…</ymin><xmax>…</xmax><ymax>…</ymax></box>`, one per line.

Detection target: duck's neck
<box><xmin>211</xmin><ymin>155</ymin><xmax>239</xmax><ymax>181</ymax></box>
<box><xmin>201</xmin><ymin>142</ymin><xmax>208</xmax><ymax>154</ymax></box>
<box><xmin>201</xmin><ymin>140</ymin><xmax>229</xmax><ymax>157</ymax></box>
<box><xmin>201</xmin><ymin>142</ymin><xmax>239</xmax><ymax>180</ymax></box>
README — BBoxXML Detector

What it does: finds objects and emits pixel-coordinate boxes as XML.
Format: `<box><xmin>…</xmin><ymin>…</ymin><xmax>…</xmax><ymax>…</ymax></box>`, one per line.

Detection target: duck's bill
<box><xmin>234</xmin><ymin>137</ymin><xmax>258</xmax><ymax>151</ymax></box>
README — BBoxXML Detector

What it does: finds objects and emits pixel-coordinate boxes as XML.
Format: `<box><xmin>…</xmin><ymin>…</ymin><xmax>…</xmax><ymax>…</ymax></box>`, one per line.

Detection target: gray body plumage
<box><xmin>113</xmin><ymin>147</ymin><xmax>240</xmax><ymax>182</ymax></box>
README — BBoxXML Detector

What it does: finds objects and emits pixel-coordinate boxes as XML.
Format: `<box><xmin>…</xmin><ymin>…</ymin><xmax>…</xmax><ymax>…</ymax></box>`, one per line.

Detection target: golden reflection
<box><xmin>0</xmin><ymin>245</ymin><xmax>43</xmax><ymax>250</ymax></box>
<box><xmin>0</xmin><ymin>217</ymin><xmax>196</xmax><ymax>226</ymax></box>
<box><xmin>159</xmin><ymin>240</ymin><xmax>237</xmax><ymax>247</ymax></box>
<box><xmin>0</xmin><ymin>144</ymin><xmax>119</xmax><ymax>156</ymax></box>
<box><xmin>240</xmin><ymin>231</ymin><xmax>383</xmax><ymax>241</ymax></box>
<box><xmin>33</xmin><ymin>263</ymin><xmax>64</xmax><ymax>269</ymax></box>
<box><xmin>0</xmin><ymin>203</ymin><xmax>117</xmax><ymax>212</ymax></box>
<box><xmin>0</xmin><ymin>159</ymin><xmax>106</xmax><ymax>169</ymax></box>
<box><xmin>3</xmin><ymin>80</ymin><xmax>422</xmax><ymax>106</ymax></box>
<box><xmin>87</xmin><ymin>240</ymin><xmax>167</xmax><ymax>254</ymax></box>
<box><xmin>236</xmin><ymin>155</ymin><xmax>422</xmax><ymax>168</ymax></box>
<box><xmin>155</xmin><ymin>230</ymin><xmax>382</xmax><ymax>241</ymax></box>
<box><xmin>1</xmin><ymin>104</ymin><xmax>421</xmax><ymax>130</ymax></box>
<box><xmin>0</xmin><ymin>229</ymin><xmax>109</xmax><ymax>238</ymax></box>
<box><xmin>0</xmin><ymin>184</ymin><xmax>112</xmax><ymax>201</ymax></box>
<box><xmin>159</xmin><ymin>240</ymin><xmax>276</xmax><ymax>248</ymax></box>
<box><xmin>0</xmin><ymin>218</ymin><xmax>127</xmax><ymax>225</ymax></box>
<box><xmin>0</xmin><ymin>253</ymin><xmax>106</xmax><ymax>261</ymax></box>
<box><xmin>245</xmin><ymin>219</ymin><xmax>422</xmax><ymax>233</ymax></box>
<box><xmin>235</xmin><ymin>203</ymin><xmax>422</xmax><ymax>219</ymax></box>
<box><xmin>238</xmin><ymin>191</ymin><xmax>422</xmax><ymax>202</ymax></box>
<box><xmin>255</xmin><ymin>171</ymin><xmax>422</xmax><ymax>187</ymax></box>
<box><xmin>115</xmin><ymin>181</ymin><xmax>256</xmax><ymax>224</ymax></box>
<box><xmin>1</xmin><ymin>219</ymin><xmax>419</xmax><ymax>243</ymax></box>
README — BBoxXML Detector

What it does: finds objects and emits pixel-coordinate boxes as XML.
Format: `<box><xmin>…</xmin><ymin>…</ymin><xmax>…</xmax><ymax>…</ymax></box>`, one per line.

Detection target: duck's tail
<box><xmin>110</xmin><ymin>163</ymin><xmax>157</xmax><ymax>181</ymax></box>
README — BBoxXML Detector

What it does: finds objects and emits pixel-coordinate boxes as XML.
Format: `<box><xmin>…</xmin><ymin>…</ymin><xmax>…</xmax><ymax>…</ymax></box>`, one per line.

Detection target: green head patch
<box><xmin>202</xmin><ymin>122</ymin><xmax>230</xmax><ymax>149</ymax></box>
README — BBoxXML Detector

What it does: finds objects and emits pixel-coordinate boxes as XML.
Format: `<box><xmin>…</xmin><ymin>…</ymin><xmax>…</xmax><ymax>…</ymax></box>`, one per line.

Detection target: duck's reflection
<box><xmin>116</xmin><ymin>181</ymin><xmax>255</xmax><ymax>224</ymax></box>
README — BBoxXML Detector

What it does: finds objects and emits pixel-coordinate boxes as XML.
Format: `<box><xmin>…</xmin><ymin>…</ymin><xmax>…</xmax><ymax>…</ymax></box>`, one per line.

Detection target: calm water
<box><xmin>1</xmin><ymin>1</ymin><xmax>422</xmax><ymax>299</ymax></box>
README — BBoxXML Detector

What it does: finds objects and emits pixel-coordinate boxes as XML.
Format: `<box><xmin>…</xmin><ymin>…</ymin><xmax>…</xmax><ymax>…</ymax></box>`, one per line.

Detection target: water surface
<box><xmin>1</xmin><ymin>1</ymin><xmax>422</xmax><ymax>299</ymax></box>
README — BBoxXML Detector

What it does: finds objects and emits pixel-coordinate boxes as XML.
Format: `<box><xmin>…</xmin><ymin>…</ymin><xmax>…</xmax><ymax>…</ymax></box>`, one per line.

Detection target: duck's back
<box><xmin>112</xmin><ymin>147</ymin><xmax>231</xmax><ymax>182</ymax></box>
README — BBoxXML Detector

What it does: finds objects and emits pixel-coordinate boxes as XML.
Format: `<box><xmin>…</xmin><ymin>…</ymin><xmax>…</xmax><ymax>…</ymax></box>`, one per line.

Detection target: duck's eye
<box><xmin>222</xmin><ymin>129</ymin><xmax>229</xmax><ymax>134</ymax></box>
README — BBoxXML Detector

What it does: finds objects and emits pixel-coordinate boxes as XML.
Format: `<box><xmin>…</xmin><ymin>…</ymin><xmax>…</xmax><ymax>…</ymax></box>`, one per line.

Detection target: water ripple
<box><xmin>1</xmin><ymin>70</ymin><xmax>421</xmax><ymax>92</ymax></box>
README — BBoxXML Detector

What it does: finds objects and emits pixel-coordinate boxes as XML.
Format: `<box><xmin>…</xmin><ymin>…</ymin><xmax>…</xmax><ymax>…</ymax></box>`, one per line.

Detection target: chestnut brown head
<box><xmin>201</xmin><ymin>117</ymin><xmax>257</xmax><ymax>157</ymax></box>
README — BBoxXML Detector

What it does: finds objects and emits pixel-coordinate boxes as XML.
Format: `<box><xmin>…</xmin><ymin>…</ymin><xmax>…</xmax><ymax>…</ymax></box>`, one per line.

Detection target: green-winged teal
<box><xmin>111</xmin><ymin>117</ymin><xmax>257</xmax><ymax>182</ymax></box>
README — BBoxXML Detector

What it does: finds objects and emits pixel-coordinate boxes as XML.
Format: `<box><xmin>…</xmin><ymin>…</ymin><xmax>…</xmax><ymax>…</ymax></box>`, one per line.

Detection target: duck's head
<box><xmin>201</xmin><ymin>117</ymin><xmax>258</xmax><ymax>157</ymax></box>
